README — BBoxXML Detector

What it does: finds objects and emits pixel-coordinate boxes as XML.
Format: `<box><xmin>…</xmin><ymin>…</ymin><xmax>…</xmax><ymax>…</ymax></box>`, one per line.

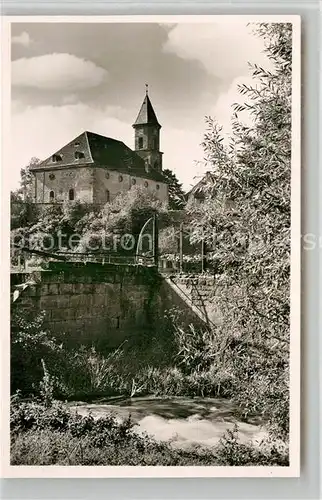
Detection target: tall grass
<box><xmin>11</xmin><ymin>309</ymin><xmax>236</xmax><ymax>401</ymax></box>
<box><xmin>11</xmin><ymin>306</ymin><xmax>288</xmax><ymax>442</ymax></box>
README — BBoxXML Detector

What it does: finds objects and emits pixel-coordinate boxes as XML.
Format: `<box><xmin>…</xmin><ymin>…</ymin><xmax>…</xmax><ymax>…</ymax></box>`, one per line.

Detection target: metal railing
<box><xmin>11</xmin><ymin>244</ymin><xmax>156</xmax><ymax>270</ymax></box>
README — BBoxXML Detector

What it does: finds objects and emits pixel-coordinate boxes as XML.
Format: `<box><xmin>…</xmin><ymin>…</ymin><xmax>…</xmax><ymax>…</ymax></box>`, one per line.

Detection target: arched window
<box><xmin>52</xmin><ymin>154</ymin><xmax>62</xmax><ymax>162</ymax></box>
<box><xmin>138</xmin><ymin>137</ymin><xmax>144</xmax><ymax>149</ymax></box>
<box><xmin>118</xmin><ymin>174</ymin><xmax>123</xmax><ymax>182</ymax></box>
<box><xmin>106</xmin><ymin>189</ymin><xmax>110</xmax><ymax>203</ymax></box>
<box><xmin>144</xmin><ymin>181</ymin><xmax>148</xmax><ymax>188</ymax></box>
<box><xmin>131</xmin><ymin>178</ymin><xmax>136</xmax><ymax>185</ymax></box>
<box><xmin>69</xmin><ymin>188</ymin><xmax>75</xmax><ymax>201</ymax></box>
<box><xmin>49</xmin><ymin>190</ymin><xmax>55</xmax><ymax>201</ymax></box>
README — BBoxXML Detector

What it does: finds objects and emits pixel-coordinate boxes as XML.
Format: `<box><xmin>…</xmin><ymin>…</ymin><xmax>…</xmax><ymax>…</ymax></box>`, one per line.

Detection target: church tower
<box><xmin>133</xmin><ymin>86</ymin><xmax>163</xmax><ymax>172</ymax></box>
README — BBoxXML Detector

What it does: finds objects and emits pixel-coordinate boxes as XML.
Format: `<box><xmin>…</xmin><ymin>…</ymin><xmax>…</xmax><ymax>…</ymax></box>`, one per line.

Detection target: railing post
<box><xmin>179</xmin><ymin>222</ymin><xmax>183</xmax><ymax>273</ymax></box>
<box><xmin>153</xmin><ymin>212</ymin><xmax>158</xmax><ymax>267</ymax></box>
<box><xmin>201</xmin><ymin>226</ymin><xmax>205</xmax><ymax>273</ymax></box>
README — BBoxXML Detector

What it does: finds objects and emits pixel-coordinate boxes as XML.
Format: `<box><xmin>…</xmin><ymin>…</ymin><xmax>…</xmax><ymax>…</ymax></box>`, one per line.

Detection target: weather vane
<box><xmin>145</xmin><ymin>83</ymin><xmax>148</xmax><ymax>95</ymax></box>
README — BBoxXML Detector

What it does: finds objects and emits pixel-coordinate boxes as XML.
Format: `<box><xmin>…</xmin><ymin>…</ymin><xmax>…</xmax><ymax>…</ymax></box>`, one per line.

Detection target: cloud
<box><xmin>163</xmin><ymin>22</ymin><xmax>270</xmax><ymax>82</ymax></box>
<box><xmin>212</xmin><ymin>75</ymin><xmax>256</xmax><ymax>139</ymax></box>
<box><xmin>61</xmin><ymin>94</ymin><xmax>79</xmax><ymax>105</ymax></box>
<box><xmin>12</xmin><ymin>53</ymin><xmax>108</xmax><ymax>91</ymax></box>
<box><xmin>12</xmin><ymin>31</ymin><xmax>32</xmax><ymax>47</ymax></box>
<box><xmin>10</xmin><ymin>102</ymin><xmax>206</xmax><ymax>192</ymax></box>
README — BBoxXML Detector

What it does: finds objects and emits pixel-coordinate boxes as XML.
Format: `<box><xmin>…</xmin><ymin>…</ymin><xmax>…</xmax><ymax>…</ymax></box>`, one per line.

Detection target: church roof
<box><xmin>87</xmin><ymin>132</ymin><xmax>144</xmax><ymax>173</ymax></box>
<box><xmin>31</xmin><ymin>131</ymin><xmax>167</xmax><ymax>183</ymax></box>
<box><xmin>133</xmin><ymin>94</ymin><xmax>161</xmax><ymax>128</ymax></box>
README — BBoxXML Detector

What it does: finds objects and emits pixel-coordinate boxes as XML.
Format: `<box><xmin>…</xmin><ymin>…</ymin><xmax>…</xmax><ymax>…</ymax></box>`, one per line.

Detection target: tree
<box><xmin>77</xmin><ymin>186</ymin><xmax>168</xmax><ymax>255</ymax></box>
<box><xmin>162</xmin><ymin>169</ymin><xmax>186</xmax><ymax>210</ymax></box>
<box><xmin>13</xmin><ymin>185</ymin><xmax>170</xmax><ymax>258</ymax></box>
<box><xmin>11</xmin><ymin>158</ymin><xmax>41</xmax><ymax>230</ymax></box>
<box><xmin>188</xmin><ymin>23</ymin><xmax>292</xmax><ymax>438</ymax></box>
<box><xmin>11</xmin><ymin>163</ymin><xmax>40</xmax><ymax>233</ymax></box>
<box><xmin>12</xmin><ymin>157</ymin><xmax>41</xmax><ymax>201</ymax></box>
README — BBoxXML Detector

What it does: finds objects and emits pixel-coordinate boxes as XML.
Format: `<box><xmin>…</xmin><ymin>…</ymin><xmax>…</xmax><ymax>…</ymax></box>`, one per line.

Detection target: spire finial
<box><xmin>145</xmin><ymin>83</ymin><xmax>148</xmax><ymax>95</ymax></box>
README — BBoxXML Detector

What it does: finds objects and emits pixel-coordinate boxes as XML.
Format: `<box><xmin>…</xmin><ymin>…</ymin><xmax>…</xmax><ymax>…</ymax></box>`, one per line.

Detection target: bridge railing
<box><xmin>11</xmin><ymin>246</ymin><xmax>156</xmax><ymax>270</ymax></box>
<box><xmin>56</xmin><ymin>252</ymin><xmax>155</xmax><ymax>266</ymax></box>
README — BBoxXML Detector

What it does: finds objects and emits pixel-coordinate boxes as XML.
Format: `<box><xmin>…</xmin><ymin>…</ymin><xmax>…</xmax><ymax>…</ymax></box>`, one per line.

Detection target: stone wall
<box><xmin>170</xmin><ymin>274</ymin><xmax>223</xmax><ymax>327</ymax></box>
<box><xmin>33</xmin><ymin>166</ymin><xmax>95</xmax><ymax>204</ymax></box>
<box><xmin>93</xmin><ymin>167</ymin><xmax>168</xmax><ymax>204</ymax></box>
<box><xmin>159</xmin><ymin>278</ymin><xmax>209</xmax><ymax>330</ymax></box>
<box><xmin>32</xmin><ymin>166</ymin><xmax>168</xmax><ymax>205</ymax></box>
<box><xmin>12</xmin><ymin>265</ymin><xmax>218</xmax><ymax>352</ymax></box>
<box><xmin>12</xmin><ymin>263</ymin><xmax>163</xmax><ymax>349</ymax></box>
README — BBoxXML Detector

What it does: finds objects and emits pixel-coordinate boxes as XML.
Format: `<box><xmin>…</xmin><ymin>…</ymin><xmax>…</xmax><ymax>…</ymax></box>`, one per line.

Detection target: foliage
<box><xmin>10</xmin><ymin>400</ymin><xmax>288</xmax><ymax>466</ymax></box>
<box><xmin>10</xmin><ymin>309</ymin><xmax>232</xmax><ymax>400</ymax></box>
<box><xmin>159</xmin><ymin>226</ymin><xmax>179</xmax><ymax>255</ymax></box>
<box><xmin>162</xmin><ymin>168</ymin><xmax>186</xmax><ymax>210</ymax></box>
<box><xmin>76</xmin><ymin>186</ymin><xmax>167</xmax><ymax>255</ymax></box>
<box><xmin>39</xmin><ymin>359</ymin><xmax>55</xmax><ymax>408</ymax></box>
<box><xmin>11</xmin><ymin>184</ymin><xmax>170</xmax><ymax>259</ymax></box>
<box><xmin>10</xmin><ymin>311</ymin><xmax>64</xmax><ymax>396</ymax></box>
<box><xmin>11</xmin><ymin>158</ymin><xmax>41</xmax><ymax>236</ymax></box>
<box><xmin>15</xmin><ymin>201</ymin><xmax>95</xmax><ymax>253</ymax></box>
<box><xmin>11</xmin><ymin>157</ymin><xmax>41</xmax><ymax>201</ymax></box>
<box><xmin>10</xmin><ymin>310</ymin><xmax>124</xmax><ymax>399</ymax></box>
<box><xmin>187</xmin><ymin>23</ymin><xmax>292</xmax><ymax>439</ymax></box>
<box><xmin>11</xmin><ymin>198</ymin><xmax>40</xmax><ymax>232</ymax></box>
<box><xmin>55</xmin><ymin>344</ymin><xmax>130</xmax><ymax>399</ymax></box>
<box><xmin>213</xmin><ymin>425</ymin><xmax>289</xmax><ymax>466</ymax></box>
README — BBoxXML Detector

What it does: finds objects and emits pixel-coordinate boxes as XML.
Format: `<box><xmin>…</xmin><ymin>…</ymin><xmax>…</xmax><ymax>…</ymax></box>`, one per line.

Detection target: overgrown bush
<box><xmin>214</xmin><ymin>425</ymin><xmax>289</xmax><ymax>466</ymax></box>
<box><xmin>10</xmin><ymin>311</ymin><xmax>64</xmax><ymax>396</ymax></box>
<box><xmin>9</xmin><ymin>308</ymin><xmax>256</xmax><ymax>404</ymax></box>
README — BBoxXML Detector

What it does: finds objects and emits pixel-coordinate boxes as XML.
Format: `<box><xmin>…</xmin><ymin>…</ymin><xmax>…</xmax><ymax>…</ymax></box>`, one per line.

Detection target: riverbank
<box><xmin>10</xmin><ymin>399</ymin><xmax>289</xmax><ymax>466</ymax></box>
<box><xmin>69</xmin><ymin>396</ymin><xmax>267</xmax><ymax>450</ymax></box>
<box><xmin>10</xmin><ymin>309</ymin><xmax>290</xmax><ymax>466</ymax></box>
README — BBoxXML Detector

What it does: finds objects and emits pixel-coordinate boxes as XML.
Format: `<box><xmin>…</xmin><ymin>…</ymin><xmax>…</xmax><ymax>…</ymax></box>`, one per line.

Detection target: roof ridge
<box><xmin>85</xmin><ymin>130</ymin><xmax>124</xmax><ymax>143</ymax></box>
<box><xmin>84</xmin><ymin>131</ymin><xmax>94</xmax><ymax>163</ymax></box>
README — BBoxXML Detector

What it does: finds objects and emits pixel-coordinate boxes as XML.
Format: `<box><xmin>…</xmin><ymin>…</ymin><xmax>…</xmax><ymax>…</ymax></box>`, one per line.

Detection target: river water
<box><xmin>70</xmin><ymin>397</ymin><xmax>267</xmax><ymax>450</ymax></box>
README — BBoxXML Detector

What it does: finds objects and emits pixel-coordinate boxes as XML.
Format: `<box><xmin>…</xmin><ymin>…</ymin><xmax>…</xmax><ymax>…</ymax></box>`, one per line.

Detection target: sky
<box><xmin>11</xmin><ymin>20</ymin><xmax>270</xmax><ymax>191</ymax></box>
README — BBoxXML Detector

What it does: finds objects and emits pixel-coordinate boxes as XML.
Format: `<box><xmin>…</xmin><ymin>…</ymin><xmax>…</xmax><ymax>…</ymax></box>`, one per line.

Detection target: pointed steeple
<box><xmin>133</xmin><ymin>88</ymin><xmax>163</xmax><ymax>172</ymax></box>
<box><xmin>133</xmin><ymin>92</ymin><xmax>161</xmax><ymax>128</ymax></box>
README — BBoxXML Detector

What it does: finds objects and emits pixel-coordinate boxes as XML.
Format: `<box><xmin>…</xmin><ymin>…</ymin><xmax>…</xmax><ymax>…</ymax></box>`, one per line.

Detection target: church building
<box><xmin>30</xmin><ymin>91</ymin><xmax>169</xmax><ymax>205</ymax></box>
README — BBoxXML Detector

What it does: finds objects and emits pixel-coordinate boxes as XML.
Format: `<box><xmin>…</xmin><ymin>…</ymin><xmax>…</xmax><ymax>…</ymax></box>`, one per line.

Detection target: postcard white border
<box><xmin>0</xmin><ymin>14</ymin><xmax>301</xmax><ymax>479</ymax></box>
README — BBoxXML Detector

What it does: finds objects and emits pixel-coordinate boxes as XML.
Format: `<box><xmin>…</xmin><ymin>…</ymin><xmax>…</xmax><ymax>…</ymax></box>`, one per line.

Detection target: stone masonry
<box><xmin>11</xmin><ymin>265</ymin><xmax>220</xmax><ymax>351</ymax></box>
<box><xmin>170</xmin><ymin>274</ymin><xmax>223</xmax><ymax>327</ymax></box>
<box><xmin>12</xmin><ymin>262</ymin><xmax>162</xmax><ymax>349</ymax></box>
